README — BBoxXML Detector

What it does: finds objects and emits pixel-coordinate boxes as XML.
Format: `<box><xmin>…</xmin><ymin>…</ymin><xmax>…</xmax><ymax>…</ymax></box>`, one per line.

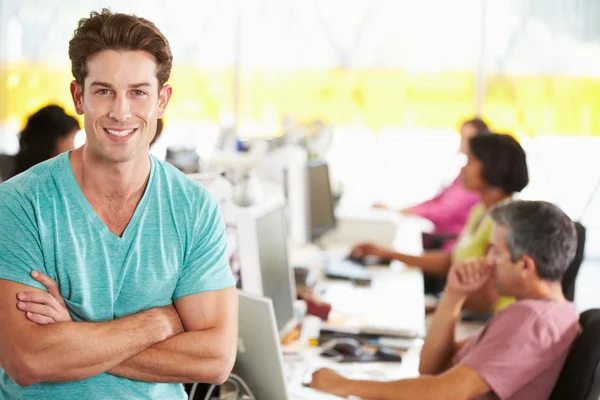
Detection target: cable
<box><xmin>229</xmin><ymin>373</ymin><xmax>256</xmax><ymax>399</ymax></box>
<box><xmin>188</xmin><ymin>374</ymin><xmax>257</xmax><ymax>400</ymax></box>
<box><xmin>203</xmin><ymin>383</ymin><xmax>217</xmax><ymax>400</ymax></box>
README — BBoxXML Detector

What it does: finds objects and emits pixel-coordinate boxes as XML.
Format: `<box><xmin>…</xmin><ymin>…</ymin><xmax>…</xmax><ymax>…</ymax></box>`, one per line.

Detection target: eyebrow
<box><xmin>89</xmin><ymin>81</ymin><xmax>152</xmax><ymax>89</ymax></box>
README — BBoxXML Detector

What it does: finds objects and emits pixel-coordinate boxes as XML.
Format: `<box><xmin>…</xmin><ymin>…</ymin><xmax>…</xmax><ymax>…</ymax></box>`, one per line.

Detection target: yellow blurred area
<box><xmin>1</xmin><ymin>62</ymin><xmax>599</xmax><ymax>136</ymax></box>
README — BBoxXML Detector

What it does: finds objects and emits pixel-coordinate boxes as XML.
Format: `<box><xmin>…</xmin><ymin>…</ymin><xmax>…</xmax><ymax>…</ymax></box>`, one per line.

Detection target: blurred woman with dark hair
<box><xmin>0</xmin><ymin>105</ymin><xmax>80</xmax><ymax>181</ymax></box>
<box><xmin>353</xmin><ymin>133</ymin><xmax>529</xmax><ymax>312</ymax></box>
<box><xmin>373</xmin><ymin>117</ymin><xmax>491</xmax><ymax>253</ymax></box>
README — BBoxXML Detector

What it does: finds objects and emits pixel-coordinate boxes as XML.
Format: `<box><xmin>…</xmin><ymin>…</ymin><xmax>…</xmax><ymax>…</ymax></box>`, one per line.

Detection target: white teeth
<box><xmin>107</xmin><ymin>129</ymin><xmax>134</xmax><ymax>137</ymax></box>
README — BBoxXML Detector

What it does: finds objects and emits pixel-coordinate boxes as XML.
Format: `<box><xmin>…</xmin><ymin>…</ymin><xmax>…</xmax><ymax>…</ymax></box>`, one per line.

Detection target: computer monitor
<box><xmin>307</xmin><ymin>159</ymin><xmax>336</xmax><ymax>241</ymax></box>
<box><xmin>232</xmin><ymin>291</ymin><xmax>290</xmax><ymax>400</ymax></box>
<box><xmin>236</xmin><ymin>190</ymin><xmax>298</xmax><ymax>337</ymax></box>
<box><xmin>256</xmin><ymin>144</ymin><xmax>311</xmax><ymax>246</ymax></box>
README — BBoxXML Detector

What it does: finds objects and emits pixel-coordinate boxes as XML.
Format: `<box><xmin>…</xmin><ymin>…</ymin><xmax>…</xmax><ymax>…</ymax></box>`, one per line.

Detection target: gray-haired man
<box><xmin>311</xmin><ymin>200</ymin><xmax>581</xmax><ymax>400</ymax></box>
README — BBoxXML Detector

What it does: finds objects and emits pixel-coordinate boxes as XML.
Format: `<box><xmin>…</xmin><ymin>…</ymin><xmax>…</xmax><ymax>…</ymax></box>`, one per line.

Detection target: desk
<box><xmin>284</xmin><ymin>213</ymin><xmax>484</xmax><ymax>399</ymax></box>
<box><xmin>285</xmin><ymin>215</ymin><xmax>427</xmax><ymax>399</ymax></box>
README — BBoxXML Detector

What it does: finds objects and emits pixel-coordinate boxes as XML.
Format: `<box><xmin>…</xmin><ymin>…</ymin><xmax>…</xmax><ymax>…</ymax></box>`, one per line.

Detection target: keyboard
<box><xmin>325</xmin><ymin>259</ymin><xmax>372</xmax><ymax>285</ymax></box>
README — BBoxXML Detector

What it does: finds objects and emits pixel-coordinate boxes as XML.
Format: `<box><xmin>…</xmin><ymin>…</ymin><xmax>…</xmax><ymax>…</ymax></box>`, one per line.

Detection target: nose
<box><xmin>108</xmin><ymin>95</ymin><xmax>132</xmax><ymax>122</ymax></box>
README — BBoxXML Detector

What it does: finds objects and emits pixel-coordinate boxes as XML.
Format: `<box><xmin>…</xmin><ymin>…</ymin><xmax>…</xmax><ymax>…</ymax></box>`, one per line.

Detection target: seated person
<box><xmin>311</xmin><ymin>200</ymin><xmax>581</xmax><ymax>400</ymax></box>
<box><xmin>0</xmin><ymin>105</ymin><xmax>80</xmax><ymax>182</ymax></box>
<box><xmin>374</xmin><ymin>117</ymin><xmax>489</xmax><ymax>253</ymax></box>
<box><xmin>353</xmin><ymin>133</ymin><xmax>529</xmax><ymax>311</ymax></box>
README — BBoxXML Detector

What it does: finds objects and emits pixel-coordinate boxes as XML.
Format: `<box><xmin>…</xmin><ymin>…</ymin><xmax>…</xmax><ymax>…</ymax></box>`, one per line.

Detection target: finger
<box><xmin>25</xmin><ymin>311</ymin><xmax>55</xmax><ymax>325</ymax></box>
<box><xmin>454</xmin><ymin>265</ymin><xmax>467</xmax><ymax>285</ymax></box>
<box><xmin>17</xmin><ymin>301</ymin><xmax>59</xmax><ymax>321</ymax></box>
<box><xmin>467</xmin><ymin>261</ymin><xmax>479</xmax><ymax>284</ymax></box>
<box><xmin>460</xmin><ymin>263</ymin><xmax>471</xmax><ymax>285</ymax></box>
<box><xmin>17</xmin><ymin>292</ymin><xmax>63</xmax><ymax>312</ymax></box>
<box><xmin>459</xmin><ymin>262</ymin><xmax>471</xmax><ymax>284</ymax></box>
<box><xmin>31</xmin><ymin>271</ymin><xmax>65</xmax><ymax>306</ymax></box>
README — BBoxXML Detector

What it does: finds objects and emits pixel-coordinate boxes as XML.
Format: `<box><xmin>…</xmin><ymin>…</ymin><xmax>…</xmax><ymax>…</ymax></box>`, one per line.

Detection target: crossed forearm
<box><xmin>108</xmin><ymin>326</ymin><xmax>235</xmax><ymax>384</ymax></box>
<box><xmin>10</xmin><ymin>273</ymin><xmax>236</xmax><ymax>386</ymax></box>
<box><xmin>11</xmin><ymin>307</ymin><xmax>177</xmax><ymax>385</ymax></box>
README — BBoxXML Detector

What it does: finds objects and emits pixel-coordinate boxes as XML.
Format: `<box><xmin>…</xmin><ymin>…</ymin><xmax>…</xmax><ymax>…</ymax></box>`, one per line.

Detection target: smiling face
<box><xmin>70</xmin><ymin>50</ymin><xmax>172</xmax><ymax>164</ymax></box>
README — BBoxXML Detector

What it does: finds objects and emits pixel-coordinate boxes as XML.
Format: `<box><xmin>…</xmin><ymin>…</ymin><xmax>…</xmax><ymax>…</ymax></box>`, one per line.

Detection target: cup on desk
<box><xmin>300</xmin><ymin>315</ymin><xmax>322</xmax><ymax>345</ymax></box>
<box><xmin>294</xmin><ymin>299</ymin><xmax>308</xmax><ymax>321</ymax></box>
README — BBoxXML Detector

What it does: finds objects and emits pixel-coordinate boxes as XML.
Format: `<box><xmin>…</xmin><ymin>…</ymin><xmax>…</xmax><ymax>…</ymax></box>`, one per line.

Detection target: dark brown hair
<box><xmin>469</xmin><ymin>133</ymin><xmax>529</xmax><ymax>194</ymax></box>
<box><xmin>14</xmin><ymin>105</ymin><xmax>80</xmax><ymax>177</ymax></box>
<box><xmin>462</xmin><ymin>117</ymin><xmax>490</xmax><ymax>136</ymax></box>
<box><xmin>68</xmin><ymin>9</ymin><xmax>173</xmax><ymax>90</ymax></box>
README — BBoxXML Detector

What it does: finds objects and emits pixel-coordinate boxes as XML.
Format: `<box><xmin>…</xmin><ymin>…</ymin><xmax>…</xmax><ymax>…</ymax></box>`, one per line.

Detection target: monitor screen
<box><xmin>255</xmin><ymin>206</ymin><xmax>297</xmax><ymax>336</ymax></box>
<box><xmin>307</xmin><ymin>159</ymin><xmax>336</xmax><ymax>240</ymax></box>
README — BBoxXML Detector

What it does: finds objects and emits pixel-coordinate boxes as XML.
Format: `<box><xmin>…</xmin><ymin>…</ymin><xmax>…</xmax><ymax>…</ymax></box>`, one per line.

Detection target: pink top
<box><xmin>411</xmin><ymin>174</ymin><xmax>480</xmax><ymax>251</ymax></box>
<box><xmin>452</xmin><ymin>299</ymin><xmax>581</xmax><ymax>400</ymax></box>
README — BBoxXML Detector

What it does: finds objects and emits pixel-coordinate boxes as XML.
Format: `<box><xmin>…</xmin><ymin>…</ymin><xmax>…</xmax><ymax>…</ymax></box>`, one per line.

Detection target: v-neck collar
<box><xmin>59</xmin><ymin>151</ymin><xmax>156</xmax><ymax>244</ymax></box>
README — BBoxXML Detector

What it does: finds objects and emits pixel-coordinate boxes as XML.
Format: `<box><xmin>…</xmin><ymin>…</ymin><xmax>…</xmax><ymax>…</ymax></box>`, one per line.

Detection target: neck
<box><xmin>518</xmin><ymin>281</ymin><xmax>566</xmax><ymax>302</ymax></box>
<box><xmin>480</xmin><ymin>189</ymin><xmax>510</xmax><ymax>210</ymax></box>
<box><xmin>71</xmin><ymin>146</ymin><xmax>151</xmax><ymax>200</ymax></box>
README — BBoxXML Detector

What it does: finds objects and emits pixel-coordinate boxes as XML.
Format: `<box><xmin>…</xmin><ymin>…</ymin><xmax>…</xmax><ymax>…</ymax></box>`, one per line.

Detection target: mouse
<box><xmin>320</xmin><ymin>338</ymin><xmax>363</xmax><ymax>358</ymax></box>
<box><xmin>346</xmin><ymin>254</ymin><xmax>367</xmax><ymax>266</ymax></box>
<box><xmin>334</xmin><ymin>340</ymin><xmax>363</xmax><ymax>357</ymax></box>
<box><xmin>374</xmin><ymin>346</ymin><xmax>403</xmax><ymax>362</ymax></box>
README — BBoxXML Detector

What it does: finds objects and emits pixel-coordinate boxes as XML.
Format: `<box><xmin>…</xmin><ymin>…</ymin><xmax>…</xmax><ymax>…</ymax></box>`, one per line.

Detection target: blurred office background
<box><xmin>1</xmin><ymin>0</ymin><xmax>599</xmax><ymax>309</ymax></box>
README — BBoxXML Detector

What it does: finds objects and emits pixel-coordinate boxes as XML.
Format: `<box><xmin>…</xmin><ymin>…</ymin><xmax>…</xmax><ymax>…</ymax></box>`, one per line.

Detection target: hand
<box><xmin>155</xmin><ymin>304</ymin><xmax>185</xmax><ymax>338</ymax></box>
<box><xmin>445</xmin><ymin>258</ymin><xmax>493</xmax><ymax>296</ymax></box>
<box><xmin>16</xmin><ymin>270</ymin><xmax>72</xmax><ymax>324</ymax></box>
<box><xmin>351</xmin><ymin>243</ymin><xmax>390</xmax><ymax>259</ymax></box>
<box><xmin>371</xmin><ymin>202</ymin><xmax>389</xmax><ymax>210</ymax></box>
<box><xmin>309</xmin><ymin>368</ymin><xmax>349</xmax><ymax>397</ymax></box>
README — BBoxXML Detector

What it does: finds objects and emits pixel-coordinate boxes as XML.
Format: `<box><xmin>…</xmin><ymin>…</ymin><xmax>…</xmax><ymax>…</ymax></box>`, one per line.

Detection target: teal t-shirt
<box><xmin>0</xmin><ymin>152</ymin><xmax>235</xmax><ymax>399</ymax></box>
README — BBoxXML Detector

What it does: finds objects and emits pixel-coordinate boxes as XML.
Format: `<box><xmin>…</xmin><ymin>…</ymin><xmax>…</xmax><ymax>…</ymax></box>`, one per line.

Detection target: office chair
<box><xmin>421</xmin><ymin>233</ymin><xmax>455</xmax><ymax>295</ymax></box>
<box><xmin>549</xmin><ymin>309</ymin><xmax>600</xmax><ymax>400</ymax></box>
<box><xmin>561</xmin><ymin>221</ymin><xmax>586</xmax><ymax>302</ymax></box>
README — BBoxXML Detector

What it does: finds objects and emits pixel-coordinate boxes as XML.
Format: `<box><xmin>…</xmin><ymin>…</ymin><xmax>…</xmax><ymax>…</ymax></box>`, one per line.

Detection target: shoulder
<box><xmin>467</xmin><ymin>203</ymin><xmax>485</xmax><ymax>219</ymax></box>
<box><xmin>151</xmin><ymin>157</ymin><xmax>219</xmax><ymax>212</ymax></box>
<box><xmin>0</xmin><ymin>156</ymin><xmax>63</xmax><ymax>209</ymax></box>
<box><xmin>464</xmin><ymin>202</ymin><xmax>488</xmax><ymax>229</ymax></box>
<box><xmin>492</xmin><ymin>300</ymin><xmax>547</xmax><ymax>321</ymax></box>
<box><xmin>519</xmin><ymin>299</ymin><xmax>579</xmax><ymax>330</ymax></box>
<box><xmin>491</xmin><ymin>300</ymin><xmax>578</xmax><ymax>335</ymax></box>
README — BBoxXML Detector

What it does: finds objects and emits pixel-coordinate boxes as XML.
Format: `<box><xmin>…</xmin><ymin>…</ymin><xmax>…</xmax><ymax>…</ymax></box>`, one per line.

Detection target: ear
<box><xmin>520</xmin><ymin>254</ymin><xmax>537</xmax><ymax>278</ymax></box>
<box><xmin>70</xmin><ymin>81</ymin><xmax>84</xmax><ymax>115</ymax></box>
<box><xmin>157</xmin><ymin>84</ymin><xmax>172</xmax><ymax>118</ymax></box>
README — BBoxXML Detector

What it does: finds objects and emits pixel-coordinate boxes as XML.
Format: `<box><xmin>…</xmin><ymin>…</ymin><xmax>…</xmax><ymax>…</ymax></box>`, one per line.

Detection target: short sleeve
<box><xmin>173</xmin><ymin>190</ymin><xmax>235</xmax><ymax>300</ymax></box>
<box><xmin>458</xmin><ymin>306</ymin><xmax>566</xmax><ymax>399</ymax></box>
<box><xmin>0</xmin><ymin>189</ymin><xmax>48</xmax><ymax>290</ymax></box>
